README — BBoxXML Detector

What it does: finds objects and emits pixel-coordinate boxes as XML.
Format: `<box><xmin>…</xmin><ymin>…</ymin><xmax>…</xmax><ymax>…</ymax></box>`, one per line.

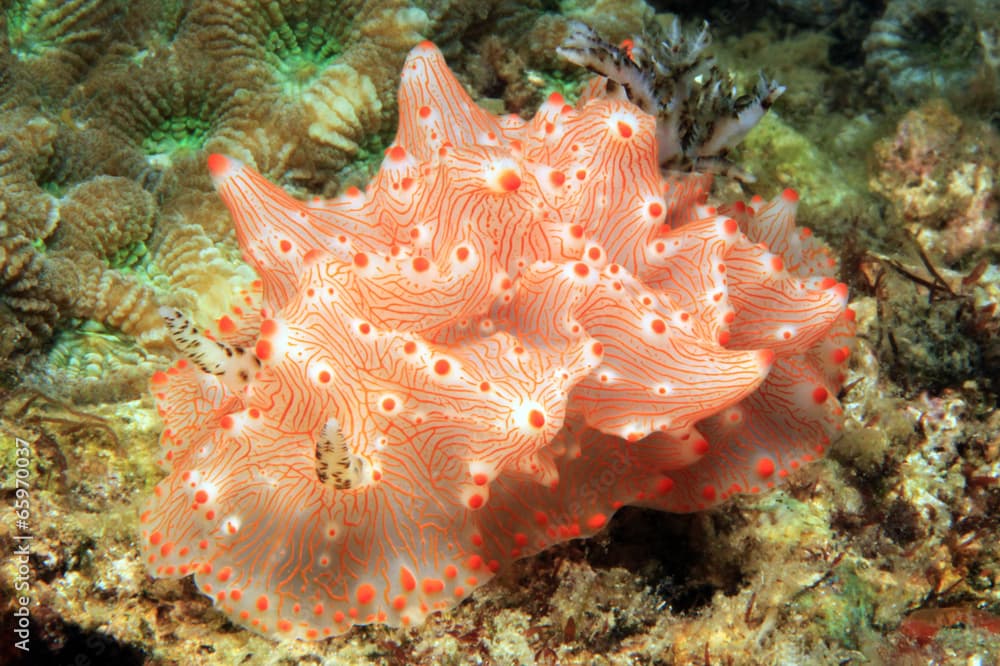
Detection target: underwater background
<box><xmin>0</xmin><ymin>0</ymin><xmax>998</xmax><ymax>663</ymax></box>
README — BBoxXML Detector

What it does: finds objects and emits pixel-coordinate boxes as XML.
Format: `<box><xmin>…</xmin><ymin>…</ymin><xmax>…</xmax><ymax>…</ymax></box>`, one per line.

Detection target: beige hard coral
<box><xmin>1</xmin><ymin>0</ymin><xmax>438</xmax><ymax>388</ymax></box>
<box><xmin>163</xmin><ymin>0</ymin><xmax>428</xmax><ymax>192</ymax></box>
<box><xmin>69</xmin><ymin>44</ymin><xmax>250</xmax><ymax>202</ymax></box>
<box><xmin>48</xmin><ymin>173</ymin><xmax>177</xmax><ymax>350</ymax></box>
<box><xmin>0</xmin><ymin>224</ymin><xmax>56</xmax><ymax>360</ymax></box>
<box><xmin>2</xmin><ymin>0</ymin><xmax>127</xmax><ymax>100</ymax></box>
<box><xmin>62</xmin><ymin>0</ymin><xmax>430</xmax><ymax>204</ymax></box>
<box><xmin>0</xmin><ymin>111</ymin><xmax>57</xmax><ymax>238</ymax></box>
<box><xmin>0</xmin><ymin>110</ymin><xmax>173</xmax><ymax>363</ymax></box>
<box><xmin>47</xmin><ymin>176</ymin><xmax>155</xmax><ymax>259</ymax></box>
<box><xmin>35</xmin><ymin>321</ymin><xmax>166</xmax><ymax>403</ymax></box>
<box><xmin>870</xmin><ymin>98</ymin><xmax>1000</xmax><ymax>264</ymax></box>
<box><xmin>0</xmin><ymin>113</ymin><xmax>63</xmax><ymax>355</ymax></box>
<box><xmin>151</xmin><ymin>218</ymin><xmax>259</xmax><ymax>333</ymax></box>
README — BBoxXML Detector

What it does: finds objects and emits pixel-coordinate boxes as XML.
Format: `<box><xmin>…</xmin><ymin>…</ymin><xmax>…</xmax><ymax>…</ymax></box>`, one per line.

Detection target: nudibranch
<box><xmin>140</xmin><ymin>40</ymin><xmax>853</xmax><ymax>640</ymax></box>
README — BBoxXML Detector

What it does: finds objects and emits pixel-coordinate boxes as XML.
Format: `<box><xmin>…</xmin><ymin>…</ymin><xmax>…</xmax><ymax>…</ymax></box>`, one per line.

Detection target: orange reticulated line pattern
<box><xmin>142</xmin><ymin>42</ymin><xmax>855</xmax><ymax>641</ymax></box>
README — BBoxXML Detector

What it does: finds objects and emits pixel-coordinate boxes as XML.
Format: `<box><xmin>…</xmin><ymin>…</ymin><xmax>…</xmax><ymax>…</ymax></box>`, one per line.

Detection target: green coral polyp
<box><xmin>266</xmin><ymin>21</ymin><xmax>344</xmax><ymax>95</ymax></box>
<box><xmin>339</xmin><ymin>132</ymin><xmax>390</xmax><ymax>185</ymax></box>
<box><xmin>142</xmin><ymin>117</ymin><xmax>211</xmax><ymax>157</ymax></box>
<box><xmin>4</xmin><ymin>0</ymin><xmax>108</xmax><ymax>60</ymax></box>
<box><xmin>5</xmin><ymin>1</ymin><xmax>51</xmax><ymax>60</ymax></box>
<box><xmin>48</xmin><ymin>321</ymin><xmax>127</xmax><ymax>380</ymax></box>
<box><xmin>109</xmin><ymin>240</ymin><xmax>148</xmax><ymax>271</ymax></box>
<box><xmin>40</xmin><ymin>179</ymin><xmax>66</xmax><ymax>197</ymax></box>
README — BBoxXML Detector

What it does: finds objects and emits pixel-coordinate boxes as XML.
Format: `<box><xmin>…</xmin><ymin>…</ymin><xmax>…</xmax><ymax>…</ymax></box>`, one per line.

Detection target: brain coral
<box><xmin>0</xmin><ymin>0</ymin><xmax>436</xmax><ymax>385</ymax></box>
<box><xmin>0</xmin><ymin>110</ymin><xmax>172</xmax><ymax>362</ymax></box>
<box><xmin>163</xmin><ymin>0</ymin><xmax>429</xmax><ymax>188</ymax></box>
<box><xmin>863</xmin><ymin>0</ymin><xmax>993</xmax><ymax>101</ymax></box>
<box><xmin>140</xmin><ymin>41</ymin><xmax>854</xmax><ymax>640</ymax></box>
<box><xmin>3</xmin><ymin>0</ymin><xmax>125</xmax><ymax>98</ymax></box>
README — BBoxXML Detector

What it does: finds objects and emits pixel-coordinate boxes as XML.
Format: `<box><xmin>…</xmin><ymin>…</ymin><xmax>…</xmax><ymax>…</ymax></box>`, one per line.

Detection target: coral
<box><xmin>0</xmin><ymin>0</ymin><xmax>444</xmax><ymax>391</ymax></box>
<box><xmin>863</xmin><ymin>0</ymin><xmax>998</xmax><ymax>103</ymax></box>
<box><xmin>161</xmin><ymin>0</ymin><xmax>428</xmax><ymax>190</ymax></box>
<box><xmin>2</xmin><ymin>0</ymin><xmax>126</xmax><ymax>98</ymax></box>
<box><xmin>0</xmin><ymin>222</ymin><xmax>56</xmax><ymax>359</ymax></box>
<box><xmin>0</xmin><ymin>111</ymin><xmax>58</xmax><ymax>238</ymax></box>
<box><xmin>31</xmin><ymin>320</ymin><xmax>169</xmax><ymax>404</ymax></box>
<box><xmin>68</xmin><ymin>256</ymin><xmax>168</xmax><ymax>349</ymax></box>
<box><xmin>71</xmin><ymin>44</ymin><xmax>251</xmax><ymax>196</ymax></box>
<box><xmin>0</xmin><ymin>109</ymin><xmax>172</xmax><ymax>362</ymax></box>
<box><xmin>870</xmin><ymin>98</ymin><xmax>1000</xmax><ymax>263</ymax></box>
<box><xmin>0</xmin><ymin>114</ymin><xmax>61</xmax><ymax>354</ymax></box>
<box><xmin>48</xmin><ymin>176</ymin><xmax>156</xmax><ymax>258</ymax></box>
<box><xmin>766</xmin><ymin>0</ymin><xmax>850</xmax><ymax>28</ymax></box>
<box><xmin>0</xmin><ymin>52</ymin><xmax>178</xmax><ymax>363</ymax></box>
<box><xmin>140</xmin><ymin>41</ymin><xmax>853</xmax><ymax>640</ymax></box>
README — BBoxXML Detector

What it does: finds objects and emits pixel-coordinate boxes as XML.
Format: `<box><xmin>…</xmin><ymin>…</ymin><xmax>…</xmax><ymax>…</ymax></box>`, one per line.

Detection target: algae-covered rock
<box><xmin>870</xmin><ymin>98</ymin><xmax>1000</xmax><ymax>263</ymax></box>
<box><xmin>740</xmin><ymin>112</ymin><xmax>876</xmax><ymax>242</ymax></box>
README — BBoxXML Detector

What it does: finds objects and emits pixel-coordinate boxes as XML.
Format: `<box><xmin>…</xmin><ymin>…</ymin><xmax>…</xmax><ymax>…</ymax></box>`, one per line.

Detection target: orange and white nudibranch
<box><xmin>142</xmin><ymin>40</ymin><xmax>854</xmax><ymax>642</ymax></box>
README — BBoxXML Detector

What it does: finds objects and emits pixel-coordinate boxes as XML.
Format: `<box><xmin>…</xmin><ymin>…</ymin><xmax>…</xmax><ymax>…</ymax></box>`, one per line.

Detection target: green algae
<box><xmin>740</xmin><ymin>113</ymin><xmax>873</xmax><ymax>229</ymax></box>
<box><xmin>807</xmin><ymin>565</ymin><xmax>877</xmax><ymax>650</ymax></box>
